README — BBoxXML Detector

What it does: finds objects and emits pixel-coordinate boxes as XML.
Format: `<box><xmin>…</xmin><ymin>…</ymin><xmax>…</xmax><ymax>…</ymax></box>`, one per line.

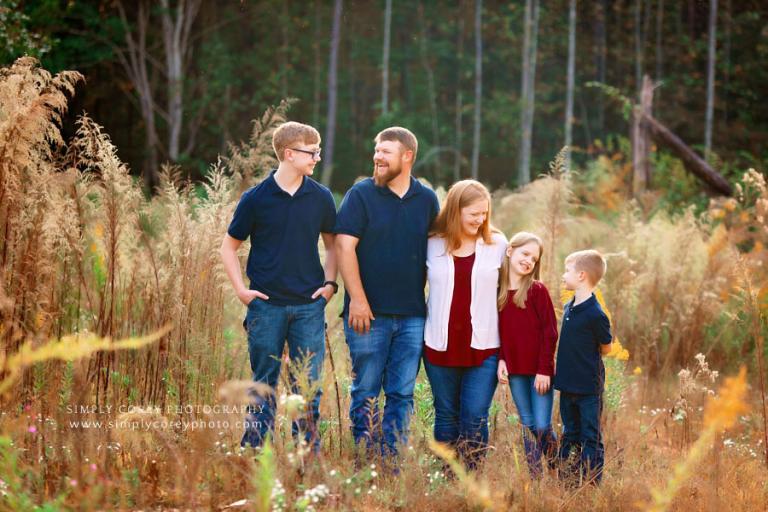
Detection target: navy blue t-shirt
<box><xmin>334</xmin><ymin>176</ymin><xmax>440</xmax><ymax>317</ymax></box>
<box><xmin>553</xmin><ymin>294</ymin><xmax>613</xmax><ymax>394</ymax></box>
<box><xmin>227</xmin><ymin>170</ymin><xmax>336</xmax><ymax>306</ymax></box>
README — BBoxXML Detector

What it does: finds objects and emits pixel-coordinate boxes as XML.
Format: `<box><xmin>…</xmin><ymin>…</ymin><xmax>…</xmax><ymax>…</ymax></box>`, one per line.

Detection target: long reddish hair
<box><xmin>430</xmin><ymin>180</ymin><xmax>495</xmax><ymax>252</ymax></box>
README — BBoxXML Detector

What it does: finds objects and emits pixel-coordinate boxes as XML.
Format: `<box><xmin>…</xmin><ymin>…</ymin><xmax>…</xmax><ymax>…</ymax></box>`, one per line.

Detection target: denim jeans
<box><xmin>241</xmin><ymin>297</ymin><xmax>326</xmax><ymax>449</ymax></box>
<box><xmin>558</xmin><ymin>391</ymin><xmax>605</xmax><ymax>484</ymax></box>
<box><xmin>343</xmin><ymin>314</ymin><xmax>425</xmax><ymax>457</ymax></box>
<box><xmin>423</xmin><ymin>355</ymin><xmax>498</xmax><ymax>470</ymax></box>
<box><xmin>509</xmin><ymin>375</ymin><xmax>556</xmax><ymax>476</ymax></box>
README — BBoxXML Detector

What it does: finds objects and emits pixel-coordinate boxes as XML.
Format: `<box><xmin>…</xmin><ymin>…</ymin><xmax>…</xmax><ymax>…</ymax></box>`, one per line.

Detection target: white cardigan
<box><xmin>424</xmin><ymin>232</ymin><xmax>507</xmax><ymax>352</ymax></box>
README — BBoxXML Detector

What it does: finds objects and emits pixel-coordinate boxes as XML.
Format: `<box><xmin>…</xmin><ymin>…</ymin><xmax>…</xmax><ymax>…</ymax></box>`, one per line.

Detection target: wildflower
<box><xmin>27</xmin><ymin>425</ymin><xmax>37</xmax><ymax>434</ymax></box>
<box><xmin>703</xmin><ymin>367</ymin><xmax>749</xmax><ymax>431</ymax></box>
<box><xmin>69</xmin><ymin>479</ymin><xmax>77</xmax><ymax>487</ymax></box>
<box><xmin>710</xmin><ymin>208</ymin><xmax>725</xmax><ymax>219</ymax></box>
<box><xmin>89</xmin><ymin>463</ymin><xmax>97</xmax><ymax>471</ymax></box>
<box><xmin>647</xmin><ymin>368</ymin><xmax>750</xmax><ymax>512</ymax></box>
<box><xmin>633</xmin><ymin>366</ymin><xmax>642</xmax><ymax>376</ymax></box>
<box><xmin>279</xmin><ymin>394</ymin><xmax>306</xmax><ymax>418</ymax></box>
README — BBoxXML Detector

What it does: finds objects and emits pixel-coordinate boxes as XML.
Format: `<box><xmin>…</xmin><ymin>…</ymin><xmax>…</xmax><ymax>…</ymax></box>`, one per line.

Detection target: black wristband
<box><xmin>323</xmin><ymin>280</ymin><xmax>339</xmax><ymax>294</ymax></box>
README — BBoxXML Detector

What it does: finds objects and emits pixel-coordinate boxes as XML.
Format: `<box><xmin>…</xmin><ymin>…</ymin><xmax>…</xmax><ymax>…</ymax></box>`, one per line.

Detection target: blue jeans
<box><xmin>558</xmin><ymin>392</ymin><xmax>604</xmax><ymax>484</ymax></box>
<box><xmin>344</xmin><ymin>314</ymin><xmax>425</xmax><ymax>457</ymax></box>
<box><xmin>424</xmin><ymin>355</ymin><xmax>498</xmax><ymax>470</ymax></box>
<box><xmin>241</xmin><ymin>297</ymin><xmax>326</xmax><ymax>449</ymax></box>
<box><xmin>509</xmin><ymin>375</ymin><xmax>556</xmax><ymax>476</ymax></box>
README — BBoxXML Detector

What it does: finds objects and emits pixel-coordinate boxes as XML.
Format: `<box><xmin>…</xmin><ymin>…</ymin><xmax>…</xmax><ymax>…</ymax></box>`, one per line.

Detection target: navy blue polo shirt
<box><xmin>334</xmin><ymin>176</ymin><xmax>440</xmax><ymax>317</ymax></box>
<box><xmin>553</xmin><ymin>294</ymin><xmax>613</xmax><ymax>395</ymax></box>
<box><xmin>227</xmin><ymin>170</ymin><xmax>336</xmax><ymax>306</ymax></box>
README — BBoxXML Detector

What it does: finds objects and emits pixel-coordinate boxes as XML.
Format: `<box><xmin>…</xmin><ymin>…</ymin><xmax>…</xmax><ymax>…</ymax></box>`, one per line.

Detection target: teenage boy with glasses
<box><xmin>220</xmin><ymin>121</ymin><xmax>338</xmax><ymax>450</ymax></box>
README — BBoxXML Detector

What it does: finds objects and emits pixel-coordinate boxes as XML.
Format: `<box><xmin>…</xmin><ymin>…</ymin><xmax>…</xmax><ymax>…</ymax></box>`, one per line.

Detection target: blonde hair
<box><xmin>430</xmin><ymin>180</ymin><xmax>496</xmax><ymax>252</ymax></box>
<box><xmin>497</xmin><ymin>232</ymin><xmax>544</xmax><ymax>310</ymax></box>
<box><xmin>272</xmin><ymin>121</ymin><xmax>321</xmax><ymax>161</ymax></box>
<box><xmin>374</xmin><ymin>126</ymin><xmax>418</xmax><ymax>160</ymax></box>
<box><xmin>565</xmin><ymin>249</ymin><xmax>607</xmax><ymax>286</ymax></box>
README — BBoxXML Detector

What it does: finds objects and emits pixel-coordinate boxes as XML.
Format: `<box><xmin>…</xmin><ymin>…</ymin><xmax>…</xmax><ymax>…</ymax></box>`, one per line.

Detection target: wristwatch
<box><xmin>323</xmin><ymin>280</ymin><xmax>339</xmax><ymax>294</ymax></box>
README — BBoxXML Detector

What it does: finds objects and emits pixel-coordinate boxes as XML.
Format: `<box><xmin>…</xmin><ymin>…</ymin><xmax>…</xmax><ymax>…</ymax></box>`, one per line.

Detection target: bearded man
<box><xmin>334</xmin><ymin>127</ymin><xmax>440</xmax><ymax>462</ymax></box>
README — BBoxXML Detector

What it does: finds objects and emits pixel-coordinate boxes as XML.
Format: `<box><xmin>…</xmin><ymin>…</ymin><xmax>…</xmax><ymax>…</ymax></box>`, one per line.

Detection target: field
<box><xmin>1</xmin><ymin>58</ymin><xmax>767</xmax><ymax>511</ymax></box>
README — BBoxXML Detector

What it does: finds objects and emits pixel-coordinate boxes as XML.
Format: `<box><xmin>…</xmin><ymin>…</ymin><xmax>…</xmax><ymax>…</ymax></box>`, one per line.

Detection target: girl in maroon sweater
<box><xmin>496</xmin><ymin>232</ymin><xmax>558</xmax><ymax>477</ymax></box>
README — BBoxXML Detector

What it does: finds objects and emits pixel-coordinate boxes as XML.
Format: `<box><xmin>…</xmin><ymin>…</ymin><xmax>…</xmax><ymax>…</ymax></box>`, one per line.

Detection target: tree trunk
<box><xmin>471</xmin><ymin>0</ymin><xmax>482</xmax><ymax>180</ymax></box>
<box><xmin>280</xmin><ymin>0</ymin><xmax>289</xmax><ymax>99</ymax></box>
<box><xmin>641</xmin><ymin>111</ymin><xmax>732</xmax><ymax>196</ymax></box>
<box><xmin>655</xmin><ymin>0</ymin><xmax>664</xmax><ymax>112</ymax></box>
<box><xmin>312</xmin><ymin>1</ymin><xmax>322</xmax><ymax>127</ymax></box>
<box><xmin>381</xmin><ymin>0</ymin><xmax>392</xmax><ymax>116</ymax></box>
<box><xmin>321</xmin><ymin>0</ymin><xmax>343</xmax><ymax>187</ymax></box>
<box><xmin>704</xmin><ymin>0</ymin><xmax>718</xmax><ymax>161</ymax></box>
<box><xmin>564</xmin><ymin>0</ymin><xmax>576</xmax><ymax>171</ymax></box>
<box><xmin>634</xmin><ymin>0</ymin><xmax>644</xmax><ymax>100</ymax></box>
<box><xmin>632</xmin><ymin>75</ymin><xmax>653</xmax><ymax>195</ymax></box>
<box><xmin>723</xmin><ymin>0</ymin><xmax>731</xmax><ymax>122</ymax></box>
<box><xmin>518</xmin><ymin>0</ymin><xmax>540</xmax><ymax>186</ymax></box>
<box><xmin>594</xmin><ymin>0</ymin><xmax>606</xmax><ymax>137</ymax></box>
<box><xmin>160</xmin><ymin>0</ymin><xmax>202</xmax><ymax>162</ymax></box>
<box><xmin>115</xmin><ymin>0</ymin><xmax>159</xmax><ymax>190</ymax></box>
<box><xmin>418</xmin><ymin>2</ymin><xmax>441</xmax><ymax>180</ymax></box>
<box><xmin>454</xmin><ymin>8</ymin><xmax>465</xmax><ymax>181</ymax></box>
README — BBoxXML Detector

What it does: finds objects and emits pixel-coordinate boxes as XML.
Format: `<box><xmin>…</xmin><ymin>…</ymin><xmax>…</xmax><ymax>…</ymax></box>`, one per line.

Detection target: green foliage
<box><xmin>649</xmin><ymin>149</ymin><xmax>710</xmax><ymax>216</ymax></box>
<box><xmin>0</xmin><ymin>0</ymin><xmax>52</xmax><ymax>64</ymax></box>
<box><xmin>603</xmin><ymin>357</ymin><xmax>629</xmax><ymax>412</ymax></box>
<box><xmin>0</xmin><ymin>436</ymin><xmax>67</xmax><ymax>511</ymax></box>
<box><xmin>252</xmin><ymin>440</ymin><xmax>278</xmax><ymax>512</ymax></box>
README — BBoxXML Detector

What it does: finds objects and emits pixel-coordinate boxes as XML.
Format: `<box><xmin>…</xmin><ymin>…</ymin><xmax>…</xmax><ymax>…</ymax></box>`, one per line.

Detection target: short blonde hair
<box><xmin>272</xmin><ymin>121</ymin><xmax>321</xmax><ymax>161</ymax></box>
<box><xmin>565</xmin><ymin>249</ymin><xmax>607</xmax><ymax>286</ymax></box>
<box><xmin>374</xmin><ymin>126</ymin><xmax>418</xmax><ymax>160</ymax></box>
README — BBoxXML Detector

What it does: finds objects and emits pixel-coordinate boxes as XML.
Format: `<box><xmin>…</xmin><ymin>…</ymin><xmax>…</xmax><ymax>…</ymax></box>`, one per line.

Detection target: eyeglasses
<box><xmin>289</xmin><ymin>147</ymin><xmax>322</xmax><ymax>159</ymax></box>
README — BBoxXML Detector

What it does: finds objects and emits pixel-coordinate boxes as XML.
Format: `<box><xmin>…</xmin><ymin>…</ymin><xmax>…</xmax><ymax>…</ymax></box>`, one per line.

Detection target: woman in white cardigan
<box><xmin>423</xmin><ymin>180</ymin><xmax>506</xmax><ymax>469</ymax></box>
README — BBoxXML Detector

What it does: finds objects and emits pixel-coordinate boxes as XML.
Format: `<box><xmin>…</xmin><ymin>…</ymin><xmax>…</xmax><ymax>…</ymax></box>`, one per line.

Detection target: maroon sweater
<box><xmin>498</xmin><ymin>281</ymin><xmax>558</xmax><ymax>376</ymax></box>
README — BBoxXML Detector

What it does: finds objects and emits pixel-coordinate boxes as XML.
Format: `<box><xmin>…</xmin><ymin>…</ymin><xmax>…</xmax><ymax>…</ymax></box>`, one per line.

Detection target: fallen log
<box><xmin>638</xmin><ymin>109</ymin><xmax>733</xmax><ymax>196</ymax></box>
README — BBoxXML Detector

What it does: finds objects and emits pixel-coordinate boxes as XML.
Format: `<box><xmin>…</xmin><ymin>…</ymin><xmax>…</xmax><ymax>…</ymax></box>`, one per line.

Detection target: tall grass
<box><xmin>1</xmin><ymin>58</ymin><xmax>295</xmax><ymax>412</ymax></box>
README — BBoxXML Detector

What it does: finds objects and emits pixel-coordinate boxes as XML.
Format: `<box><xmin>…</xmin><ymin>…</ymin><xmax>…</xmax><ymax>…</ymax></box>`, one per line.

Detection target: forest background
<box><xmin>1</xmin><ymin>1</ymin><xmax>768</xmax><ymax>511</ymax></box>
<box><xmin>5</xmin><ymin>0</ymin><xmax>768</xmax><ymax>194</ymax></box>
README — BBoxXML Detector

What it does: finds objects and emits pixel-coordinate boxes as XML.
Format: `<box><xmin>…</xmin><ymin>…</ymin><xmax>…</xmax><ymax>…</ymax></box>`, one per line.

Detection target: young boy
<box><xmin>553</xmin><ymin>249</ymin><xmax>613</xmax><ymax>484</ymax></box>
<box><xmin>219</xmin><ymin>121</ymin><xmax>337</xmax><ymax>449</ymax></box>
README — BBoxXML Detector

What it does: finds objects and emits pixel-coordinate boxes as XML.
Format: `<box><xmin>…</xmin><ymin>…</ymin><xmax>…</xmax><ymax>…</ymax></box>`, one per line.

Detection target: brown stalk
<box><xmin>325</xmin><ymin>329</ymin><xmax>343</xmax><ymax>458</ymax></box>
